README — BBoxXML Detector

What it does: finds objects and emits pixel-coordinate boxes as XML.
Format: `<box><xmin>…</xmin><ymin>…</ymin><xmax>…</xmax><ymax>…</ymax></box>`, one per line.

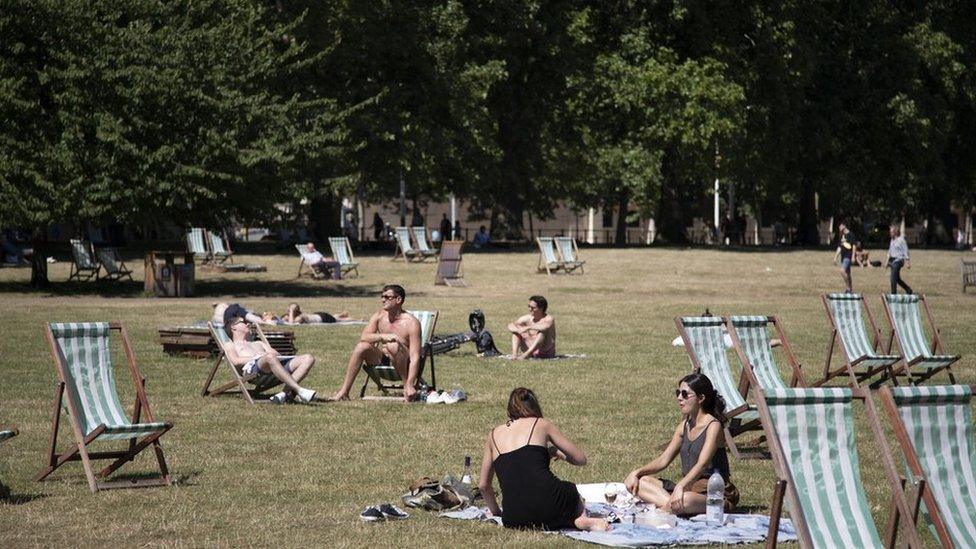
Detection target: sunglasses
<box><xmin>675</xmin><ymin>389</ymin><xmax>697</xmax><ymax>400</ymax></box>
<box><xmin>380</xmin><ymin>294</ymin><xmax>397</xmax><ymax>301</ymax></box>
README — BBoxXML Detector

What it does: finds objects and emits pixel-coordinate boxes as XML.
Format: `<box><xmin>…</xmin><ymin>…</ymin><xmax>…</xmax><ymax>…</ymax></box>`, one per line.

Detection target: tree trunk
<box><xmin>615</xmin><ymin>186</ymin><xmax>630</xmax><ymax>246</ymax></box>
<box><xmin>656</xmin><ymin>154</ymin><xmax>686</xmax><ymax>243</ymax></box>
<box><xmin>309</xmin><ymin>192</ymin><xmax>342</xmax><ymax>245</ymax></box>
<box><xmin>29</xmin><ymin>227</ymin><xmax>49</xmax><ymax>288</ymax></box>
<box><xmin>796</xmin><ymin>179</ymin><xmax>819</xmax><ymax>245</ymax></box>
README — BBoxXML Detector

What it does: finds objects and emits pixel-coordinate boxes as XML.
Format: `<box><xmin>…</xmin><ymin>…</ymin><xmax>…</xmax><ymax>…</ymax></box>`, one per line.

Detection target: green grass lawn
<box><xmin>0</xmin><ymin>245</ymin><xmax>972</xmax><ymax>547</ymax></box>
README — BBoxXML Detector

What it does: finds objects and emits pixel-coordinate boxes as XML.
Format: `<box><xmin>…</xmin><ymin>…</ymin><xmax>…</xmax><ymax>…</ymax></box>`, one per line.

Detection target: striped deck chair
<box><xmin>676</xmin><ymin>316</ymin><xmax>765</xmax><ymax>459</ymax></box>
<box><xmin>96</xmin><ymin>248</ymin><xmax>133</xmax><ymax>282</ymax></box>
<box><xmin>726</xmin><ymin>316</ymin><xmax>807</xmax><ymax>394</ymax></box>
<box><xmin>68</xmin><ymin>239</ymin><xmax>100</xmax><ymax>281</ymax></box>
<box><xmin>207</xmin><ymin>230</ymin><xmax>234</xmax><ymax>264</ymax></box>
<box><xmin>328</xmin><ymin>237</ymin><xmax>360</xmax><ymax>277</ymax></box>
<box><xmin>881</xmin><ymin>294</ymin><xmax>958</xmax><ymax>384</ymax></box>
<box><xmin>821</xmin><ymin>293</ymin><xmax>901</xmax><ymax>387</ymax></box>
<box><xmin>554</xmin><ymin>237</ymin><xmax>585</xmax><ymax>274</ymax></box>
<box><xmin>879</xmin><ymin>385</ymin><xmax>976</xmax><ymax>548</ymax></box>
<box><xmin>536</xmin><ymin>237</ymin><xmax>563</xmax><ymax>275</ymax></box>
<box><xmin>755</xmin><ymin>387</ymin><xmax>924</xmax><ymax>548</ymax></box>
<box><xmin>295</xmin><ymin>244</ymin><xmax>325</xmax><ymax>279</ymax></box>
<box><xmin>360</xmin><ymin>310</ymin><xmax>438</xmax><ymax>399</ymax></box>
<box><xmin>186</xmin><ymin>228</ymin><xmax>211</xmax><ymax>264</ymax></box>
<box><xmin>35</xmin><ymin>322</ymin><xmax>172</xmax><ymax>492</ymax></box>
<box><xmin>393</xmin><ymin>227</ymin><xmax>422</xmax><ymax>262</ymax></box>
<box><xmin>411</xmin><ymin>227</ymin><xmax>439</xmax><ymax>260</ymax></box>
<box><xmin>201</xmin><ymin>322</ymin><xmax>282</xmax><ymax>404</ymax></box>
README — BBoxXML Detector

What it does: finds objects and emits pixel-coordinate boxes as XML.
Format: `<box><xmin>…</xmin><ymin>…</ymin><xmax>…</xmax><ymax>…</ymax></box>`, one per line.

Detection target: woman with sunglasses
<box><xmin>623</xmin><ymin>373</ymin><xmax>739</xmax><ymax>515</ymax></box>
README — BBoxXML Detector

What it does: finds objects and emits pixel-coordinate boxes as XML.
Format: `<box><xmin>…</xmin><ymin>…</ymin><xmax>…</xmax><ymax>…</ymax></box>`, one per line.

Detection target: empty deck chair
<box><xmin>879</xmin><ymin>385</ymin><xmax>976</xmax><ymax>548</ymax></box>
<box><xmin>536</xmin><ymin>237</ymin><xmax>563</xmax><ymax>275</ymax></box>
<box><xmin>881</xmin><ymin>294</ymin><xmax>959</xmax><ymax>384</ymax></box>
<box><xmin>726</xmin><ymin>316</ymin><xmax>807</xmax><ymax>393</ymax></box>
<box><xmin>68</xmin><ymin>239</ymin><xmax>100</xmax><ymax>281</ymax></box>
<box><xmin>411</xmin><ymin>227</ymin><xmax>439</xmax><ymax>260</ymax></box>
<box><xmin>554</xmin><ymin>236</ymin><xmax>585</xmax><ymax>274</ymax></box>
<box><xmin>186</xmin><ymin>228</ymin><xmax>211</xmax><ymax>264</ymax></box>
<box><xmin>201</xmin><ymin>322</ymin><xmax>282</xmax><ymax>404</ymax></box>
<box><xmin>435</xmin><ymin>240</ymin><xmax>466</xmax><ymax>286</ymax></box>
<box><xmin>207</xmin><ymin>230</ymin><xmax>234</xmax><ymax>264</ymax></box>
<box><xmin>755</xmin><ymin>387</ymin><xmax>924</xmax><ymax>548</ymax></box>
<box><xmin>328</xmin><ymin>237</ymin><xmax>360</xmax><ymax>277</ymax></box>
<box><xmin>360</xmin><ymin>310</ymin><xmax>438</xmax><ymax>399</ymax></box>
<box><xmin>676</xmin><ymin>316</ymin><xmax>764</xmax><ymax>459</ymax></box>
<box><xmin>821</xmin><ymin>293</ymin><xmax>901</xmax><ymax>387</ymax></box>
<box><xmin>96</xmin><ymin>248</ymin><xmax>133</xmax><ymax>282</ymax></box>
<box><xmin>393</xmin><ymin>227</ymin><xmax>423</xmax><ymax>263</ymax></box>
<box><xmin>35</xmin><ymin>322</ymin><xmax>172</xmax><ymax>492</ymax></box>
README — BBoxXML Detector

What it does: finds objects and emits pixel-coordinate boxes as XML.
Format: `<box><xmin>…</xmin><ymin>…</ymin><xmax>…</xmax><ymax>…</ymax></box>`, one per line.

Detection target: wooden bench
<box><xmin>158</xmin><ymin>326</ymin><xmax>296</xmax><ymax>357</ymax></box>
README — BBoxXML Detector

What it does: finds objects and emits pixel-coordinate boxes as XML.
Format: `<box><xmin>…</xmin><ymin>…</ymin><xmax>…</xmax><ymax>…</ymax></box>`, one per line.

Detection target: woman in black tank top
<box><xmin>622</xmin><ymin>373</ymin><xmax>740</xmax><ymax>515</ymax></box>
<box><xmin>478</xmin><ymin>388</ymin><xmax>608</xmax><ymax>532</ymax></box>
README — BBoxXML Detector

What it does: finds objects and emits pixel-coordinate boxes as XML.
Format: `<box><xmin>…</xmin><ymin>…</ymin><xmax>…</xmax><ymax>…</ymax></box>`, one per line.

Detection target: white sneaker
<box><xmin>425</xmin><ymin>391</ymin><xmax>444</xmax><ymax>404</ymax></box>
<box><xmin>440</xmin><ymin>392</ymin><xmax>459</xmax><ymax>405</ymax></box>
<box><xmin>269</xmin><ymin>391</ymin><xmax>288</xmax><ymax>404</ymax></box>
<box><xmin>296</xmin><ymin>387</ymin><xmax>316</xmax><ymax>404</ymax></box>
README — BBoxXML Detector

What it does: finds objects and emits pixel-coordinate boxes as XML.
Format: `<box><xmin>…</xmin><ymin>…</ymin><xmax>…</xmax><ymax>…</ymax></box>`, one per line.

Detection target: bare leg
<box><xmin>571</xmin><ymin>499</ymin><xmax>609</xmax><ymax>531</ymax></box>
<box><xmin>675</xmin><ymin>492</ymin><xmax>707</xmax><ymax>516</ymax></box>
<box><xmin>333</xmin><ymin>342</ymin><xmax>384</xmax><ymax>400</ymax></box>
<box><xmin>384</xmin><ymin>341</ymin><xmax>417</xmax><ymax>401</ymax></box>
<box><xmin>635</xmin><ymin>476</ymin><xmax>672</xmax><ymax>508</ymax></box>
<box><xmin>257</xmin><ymin>355</ymin><xmax>305</xmax><ymax>394</ymax></box>
<box><xmin>510</xmin><ymin>332</ymin><xmax>526</xmax><ymax>356</ymax></box>
<box><xmin>288</xmin><ymin>354</ymin><xmax>315</xmax><ymax>384</ymax></box>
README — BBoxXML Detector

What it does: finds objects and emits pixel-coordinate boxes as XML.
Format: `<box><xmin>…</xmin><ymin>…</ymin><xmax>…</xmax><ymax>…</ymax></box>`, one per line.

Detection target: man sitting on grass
<box><xmin>507</xmin><ymin>295</ymin><xmax>556</xmax><ymax>360</ymax></box>
<box><xmin>332</xmin><ymin>284</ymin><xmax>422</xmax><ymax>402</ymax></box>
<box><xmin>220</xmin><ymin>305</ymin><xmax>317</xmax><ymax>404</ymax></box>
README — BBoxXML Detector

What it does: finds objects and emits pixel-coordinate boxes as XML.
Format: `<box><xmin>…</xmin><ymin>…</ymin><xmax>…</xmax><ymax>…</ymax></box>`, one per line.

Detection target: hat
<box><xmin>223</xmin><ymin>303</ymin><xmax>248</xmax><ymax>326</ymax></box>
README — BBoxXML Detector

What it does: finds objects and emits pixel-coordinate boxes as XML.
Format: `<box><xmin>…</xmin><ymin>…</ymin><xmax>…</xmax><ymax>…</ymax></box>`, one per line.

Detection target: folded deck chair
<box><xmin>328</xmin><ymin>237</ymin><xmax>360</xmax><ymax>277</ymax></box>
<box><xmin>201</xmin><ymin>322</ymin><xmax>283</xmax><ymax>404</ymax></box>
<box><xmin>554</xmin><ymin>236</ymin><xmax>585</xmax><ymax>274</ymax></box>
<box><xmin>675</xmin><ymin>316</ymin><xmax>765</xmax><ymax>459</ymax></box>
<box><xmin>411</xmin><ymin>227</ymin><xmax>439</xmax><ymax>260</ymax></box>
<box><xmin>726</xmin><ymin>316</ymin><xmax>807</xmax><ymax>394</ymax></box>
<box><xmin>68</xmin><ymin>239</ymin><xmax>101</xmax><ymax>282</ymax></box>
<box><xmin>821</xmin><ymin>293</ymin><xmax>901</xmax><ymax>387</ymax></box>
<box><xmin>207</xmin><ymin>230</ymin><xmax>234</xmax><ymax>264</ymax></box>
<box><xmin>755</xmin><ymin>387</ymin><xmax>924</xmax><ymax>548</ymax></box>
<box><xmin>360</xmin><ymin>310</ymin><xmax>438</xmax><ymax>399</ymax></box>
<box><xmin>393</xmin><ymin>227</ymin><xmax>423</xmax><ymax>263</ymax></box>
<box><xmin>96</xmin><ymin>247</ymin><xmax>133</xmax><ymax>282</ymax></box>
<box><xmin>881</xmin><ymin>294</ymin><xmax>959</xmax><ymax>384</ymax></box>
<box><xmin>186</xmin><ymin>228</ymin><xmax>211</xmax><ymax>264</ymax></box>
<box><xmin>879</xmin><ymin>385</ymin><xmax>976</xmax><ymax>548</ymax></box>
<box><xmin>435</xmin><ymin>241</ymin><xmax>466</xmax><ymax>286</ymax></box>
<box><xmin>536</xmin><ymin>237</ymin><xmax>563</xmax><ymax>275</ymax></box>
<box><xmin>36</xmin><ymin>322</ymin><xmax>172</xmax><ymax>492</ymax></box>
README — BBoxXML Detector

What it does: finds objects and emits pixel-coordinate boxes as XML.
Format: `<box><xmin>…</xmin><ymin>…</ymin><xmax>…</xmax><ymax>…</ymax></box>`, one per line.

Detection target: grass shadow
<box><xmin>0</xmin><ymin>489</ymin><xmax>47</xmax><ymax>505</ymax></box>
<box><xmin>0</xmin><ymin>279</ymin><xmax>386</xmax><ymax>298</ymax></box>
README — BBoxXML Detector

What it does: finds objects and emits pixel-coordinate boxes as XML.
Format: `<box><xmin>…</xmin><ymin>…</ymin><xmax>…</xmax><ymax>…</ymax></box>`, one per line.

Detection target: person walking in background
<box><xmin>886</xmin><ymin>223</ymin><xmax>913</xmax><ymax>294</ymax></box>
<box><xmin>453</xmin><ymin>220</ymin><xmax>462</xmax><ymax>240</ymax></box>
<box><xmin>439</xmin><ymin>214</ymin><xmax>452</xmax><ymax>243</ymax></box>
<box><xmin>832</xmin><ymin>221</ymin><xmax>857</xmax><ymax>293</ymax></box>
<box><xmin>373</xmin><ymin>212</ymin><xmax>384</xmax><ymax>241</ymax></box>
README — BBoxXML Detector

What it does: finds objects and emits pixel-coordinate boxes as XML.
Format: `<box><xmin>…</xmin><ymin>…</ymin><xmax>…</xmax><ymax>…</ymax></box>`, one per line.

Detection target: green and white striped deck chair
<box><xmin>393</xmin><ymin>227</ymin><xmax>422</xmax><ymax>262</ymax></box>
<box><xmin>68</xmin><ymin>239</ymin><xmax>100</xmax><ymax>281</ymax></box>
<box><xmin>727</xmin><ymin>316</ymin><xmax>807</xmax><ymax>393</ymax></box>
<box><xmin>328</xmin><ymin>237</ymin><xmax>360</xmax><ymax>277</ymax></box>
<box><xmin>361</xmin><ymin>310</ymin><xmax>438</xmax><ymax>399</ymax></box>
<box><xmin>881</xmin><ymin>294</ymin><xmax>959</xmax><ymax>384</ymax></box>
<box><xmin>676</xmin><ymin>316</ymin><xmax>765</xmax><ymax>459</ymax></box>
<box><xmin>411</xmin><ymin>227</ymin><xmax>439</xmax><ymax>260</ymax></box>
<box><xmin>821</xmin><ymin>293</ymin><xmax>900</xmax><ymax>387</ymax></box>
<box><xmin>756</xmin><ymin>387</ymin><xmax>923</xmax><ymax>548</ymax></box>
<box><xmin>295</xmin><ymin>244</ymin><xmax>319</xmax><ymax>278</ymax></box>
<box><xmin>36</xmin><ymin>322</ymin><xmax>172</xmax><ymax>492</ymax></box>
<box><xmin>207</xmin><ymin>230</ymin><xmax>234</xmax><ymax>264</ymax></box>
<box><xmin>554</xmin><ymin>237</ymin><xmax>584</xmax><ymax>274</ymax></box>
<box><xmin>186</xmin><ymin>228</ymin><xmax>211</xmax><ymax>264</ymax></box>
<box><xmin>537</xmin><ymin>237</ymin><xmax>563</xmax><ymax>275</ymax></box>
<box><xmin>880</xmin><ymin>385</ymin><xmax>976</xmax><ymax>548</ymax></box>
<box><xmin>96</xmin><ymin>248</ymin><xmax>133</xmax><ymax>282</ymax></box>
<box><xmin>201</xmin><ymin>322</ymin><xmax>282</xmax><ymax>404</ymax></box>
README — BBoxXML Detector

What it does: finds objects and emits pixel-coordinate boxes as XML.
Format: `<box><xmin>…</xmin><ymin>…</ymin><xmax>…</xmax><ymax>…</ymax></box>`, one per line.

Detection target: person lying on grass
<box><xmin>506</xmin><ymin>295</ymin><xmax>556</xmax><ymax>360</ymax></box>
<box><xmin>280</xmin><ymin>302</ymin><xmax>359</xmax><ymax>324</ymax></box>
<box><xmin>332</xmin><ymin>284</ymin><xmax>422</xmax><ymax>402</ymax></box>
<box><xmin>220</xmin><ymin>306</ymin><xmax>317</xmax><ymax>404</ymax></box>
<box><xmin>479</xmin><ymin>387</ymin><xmax>609</xmax><ymax>531</ymax></box>
<box><xmin>623</xmin><ymin>373</ymin><xmax>740</xmax><ymax>515</ymax></box>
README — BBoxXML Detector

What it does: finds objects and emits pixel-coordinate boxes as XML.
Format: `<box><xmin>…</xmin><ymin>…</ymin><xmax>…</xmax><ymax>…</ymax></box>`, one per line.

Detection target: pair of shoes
<box><xmin>360</xmin><ymin>504</ymin><xmax>409</xmax><ymax>522</ymax></box>
<box><xmin>296</xmin><ymin>387</ymin><xmax>316</xmax><ymax>404</ymax></box>
<box><xmin>425</xmin><ymin>391</ymin><xmax>459</xmax><ymax>405</ymax></box>
<box><xmin>269</xmin><ymin>391</ymin><xmax>288</xmax><ymax>404</ymax></box>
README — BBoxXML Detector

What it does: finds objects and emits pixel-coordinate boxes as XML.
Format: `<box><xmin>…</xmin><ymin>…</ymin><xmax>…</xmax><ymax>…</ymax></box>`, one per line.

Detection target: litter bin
<box><xmin>145</xmin><ymin>251</ymin><xmax>195</xmax><ymax>297</ymax></box>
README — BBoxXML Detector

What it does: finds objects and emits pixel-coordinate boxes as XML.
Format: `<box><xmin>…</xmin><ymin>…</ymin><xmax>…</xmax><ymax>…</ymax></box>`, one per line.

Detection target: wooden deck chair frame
<box><xmin>675</xmin><ymin>316</ymin><xmax>766</xmax><ymax>459</ymax></box>
<box><xmin>207</xmin><ymin>229</ymin><xmax>234</xmax><ymax>264</ymax></box>
<box><xmin>360</xmin><ymin>310</ymin><xmax>438</xmax><ymax>400</ymax></box>
<box><xmin>536</xmin><ymin>237</ymin><xmax>563</xmax><ymax>275</ymax></box>
<box><xmin>328</xmin><ymin>237</ymin><xmax>360</xmax><ymax>277</ymax></box>
<box><xmin>880</xmin><ymin>293</ymin><xmax>959</xmax><ymax>385</ymax></box>
<box><xmin>554</xmin><ymin>236</ymin><xmax>585</xmax><ymax>274</ymax></box>
<box><xmin>878</xmin><ymin>384</ymin><xmax>976</xmax><ymax>548</ymax></box>
<box><xmin>295</xmin><ymin>244</ymin><xmax>327</xmax><ymax>279</ymax></box>
<box><xmin>726</xmin><ymin>316</ymin><xmax>808</xmax><ymax>398</ymax></box>
<box><xmin>435</xmin><ymin>240</ymin><xmax>466</xmax><ymax>286</ymax></box>
<box><xmin>201</xmin><ymin>322</ymin><xmax>283</xmax><ymax>404</ymax></box>
<box><xmin>755</xmin><ymin>385</ymin><xmax>924</xmax><ymax>548</ymax></box>
<box><xmin>95</xmin><ymin>247</ymin><xmax>133</xmax><ymax>282</ymax></box>
<box><xmin>392</xmin><ymin>227</ymin><xmax>423</xmax><ymax>263</ymax></box>
<box><xmin>411</xmin><ymin>227</ymin><xmax>439</xmax><ymax>260</ymax></box>
<box><xmin>68</xmin><ymin>238</ymin><xmax>101</xmax><ymax>282</ymax></box>
<box><xmin>36</xmin><ymin>322</ymin><xmax>172</xmax><ymax>493</ymax></box>
<box><xmin>186</xmin><ymin>228</ymin><xmax>212</xmax><ymax>265</ymax></box>
<box><xmin>821</xmin><ymin>293</ymin><xmax>901</xmax><ymax>388</ymax></box>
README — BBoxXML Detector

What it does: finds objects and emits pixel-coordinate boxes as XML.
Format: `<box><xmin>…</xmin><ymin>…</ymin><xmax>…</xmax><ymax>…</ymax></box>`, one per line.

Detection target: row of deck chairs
<box><xmin>393</xmin><ymin>227</ymin><xmax>440</xmax><ymax>262</ymax></box>
<box><xmin>186</xmin><ymin>228</ymin><xmax>234</xmax><ymax>265</ymax></box>
<box><xmin>67</xmin><ymin>239</ymin><xmax>133</xmax><ymax>282</ymax></box>
<box><xmin>537</xmin><ymin>237</ymin><xmax>585</xmax><ymax>275</ymax></box>
<box><xmin>295</xmin><ymin>237</ymin><xmax>359</xmax><ymax>278</ymax></box>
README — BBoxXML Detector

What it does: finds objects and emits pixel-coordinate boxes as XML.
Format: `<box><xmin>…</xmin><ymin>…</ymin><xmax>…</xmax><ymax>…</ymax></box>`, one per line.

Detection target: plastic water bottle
<box><xmin>706</xmin><ymin>468</ymin><xmax>725</xmax><ymax>524</ymax></box>
<box><xmin>460</xmin><ymin>455</ymin><xmax>472</xmax><ymax>486</ymax></box>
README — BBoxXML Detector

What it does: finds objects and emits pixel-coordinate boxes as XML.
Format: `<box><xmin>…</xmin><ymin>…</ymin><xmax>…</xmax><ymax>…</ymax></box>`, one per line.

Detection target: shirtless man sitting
<box><xmin>332</xmin><ymin>284</ymin><xmax>422</xmax><ymax>402</ymax></box>
<box><xmin>507</xmin><ymin>295</ymin><xmax>556</xmax><ymax>360</ymax></box>
<box><xmin>220</xmin><ymin>305</ymin><xmax>317</xmax><ymax>404</ymax></box>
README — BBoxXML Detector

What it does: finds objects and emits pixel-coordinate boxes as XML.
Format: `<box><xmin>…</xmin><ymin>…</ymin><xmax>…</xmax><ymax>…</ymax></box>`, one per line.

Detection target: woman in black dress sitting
<box><xmin>478</xmin><ymin>387</ymin><xmax>608</xmax><ymax>531</ymax></box>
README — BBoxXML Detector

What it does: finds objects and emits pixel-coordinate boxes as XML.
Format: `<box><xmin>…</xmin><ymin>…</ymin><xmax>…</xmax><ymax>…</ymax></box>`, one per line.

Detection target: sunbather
<box><xmin>212</xmin><ymin>302</ymin><xmax>263</xmax><ymax>325</ymax></box>
<box><xmin>301</xmin><ymin>242</ymin><xmax>342</xmax><ymax>280</ymax></box>
<box><xmin>271</xmin><ymin>303</ymin><xmax>359</xmax><ymax>325</ymax></box>
<box><xmin>623</xmin><ymin>373</ymin><xmax>739</xmax><ymax>515</ymax></box>
<box><xmin>507</xmin><ymin>295</ymin><xmax>556</xmax><ymax>359</ymax></box>
<box><xmin>478</xmin><ymin>387</ymin><xmax>608</xmax><ymax>531</ymax></box>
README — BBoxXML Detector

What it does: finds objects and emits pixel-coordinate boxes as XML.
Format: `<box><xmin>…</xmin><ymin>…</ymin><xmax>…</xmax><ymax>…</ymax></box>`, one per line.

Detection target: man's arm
<box><xmin>507</xmin><ymin>314</ymin><xmax>533</xmax><ymax>334</ymax></box>
<box><xmin>358</xmin><ymin>312</ymin><xmax>386</xmax><ymax>344</ymax></box>
<box><xmin>520</xmin><ymin>315</ymin><xmax>554</xmax><ymax>333</ymax></box>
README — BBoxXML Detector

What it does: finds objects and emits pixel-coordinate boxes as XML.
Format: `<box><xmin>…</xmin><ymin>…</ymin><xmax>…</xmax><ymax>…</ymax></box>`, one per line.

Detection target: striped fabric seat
<box><xmin>49</xmin><ymin>323</ymin><xmax>168</xmax><ymax>441</ymax></box>
<box><xmin>729</xmin><ymin>316</ymin><xmax>787</xmax><ymax>390</ymax></box>
<box><xmin>411</xmin><ymin>227</ymin><xmax>438</xmax><ymax>257</ymax></box>
<box><xmin>826</xmin><ymin>294</ymin><xmax>899</xmax><ymax>367</ymax></box>
<box><xmin>96</xmin><ymin>248</ymin><xmax>133</xmax><ymax>281</ymax></box>
<box><xmin>883</xmin><ymin>294</ymin><xmax>958</xmax><ymax>370</ymax></box>
<box><xmin>208</xmin><ymin>231</ymin><xmax>233</xmax><ymax>263</ymax></box>
<box><xmin>886</xmin><ymin>385</ymin><xmax>976</xmax><ymax>547</ymax></box>
<box><xmin>208</xmin><ymin>323</ymin><xmax>278</xmax><ymax>390</ymax></box>
<box><xmin>393</xmin><ymin>227</ymin><xmax>421</xmax><ymax>261</ymax></box>
<box><xmin>68</xmin><ymin>239</ymin><xmax>101</xmax><ymax>281</ymax></box>
<box><xmin>764</xmin><ymin>388</ymin><xmax>885</xmax><ymax>548</ymax></box>
<box><xmin>537</xmin><ymin>237</ymin><xmax>563</xmax><ymax>275</ymax></box>
<box><xmin>328</xmin><ymin>237</ymin><xmax>359</xmax><ymax>277</ymax></box>
<box><xmin>186</xmin><ymin>228</ymin><xmax>210</xmax><ymax>261</ymax></box>
<box><xmin>554</xmin><ymin>237</ymin><xmax>584</xmax><ymax>273</ymax></box>
<box><xmin>679</xmin><ymin>317</ymin><xmax>757</xmax><ymax>421</ymax></box>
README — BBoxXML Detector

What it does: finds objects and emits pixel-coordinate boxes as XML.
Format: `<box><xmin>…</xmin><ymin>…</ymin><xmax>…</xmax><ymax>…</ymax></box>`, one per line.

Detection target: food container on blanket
<box><xmin>635</xmin><ymin>509</ymin><xmax>677</xmax><ymax>528</ymax></box>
